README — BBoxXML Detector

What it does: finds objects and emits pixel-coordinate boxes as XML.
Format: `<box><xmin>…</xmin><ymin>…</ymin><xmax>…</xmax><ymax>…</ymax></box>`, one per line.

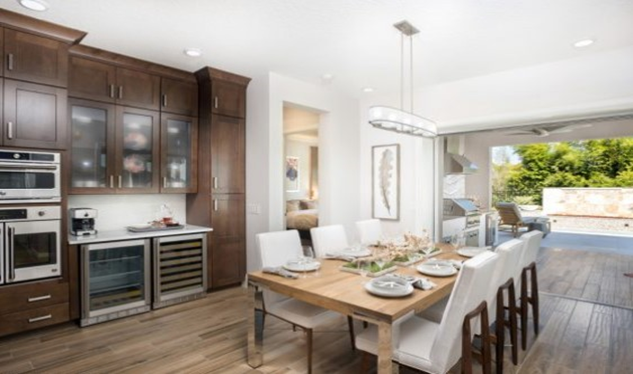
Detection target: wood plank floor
<box><xmin>1</xmin><ymin>247</ymin><xmax>632</xmax><ymax>373</ymax></box>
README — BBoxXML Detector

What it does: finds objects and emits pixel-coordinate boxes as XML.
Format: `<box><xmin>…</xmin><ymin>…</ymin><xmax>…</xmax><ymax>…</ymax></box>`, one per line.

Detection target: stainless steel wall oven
<box><xmin>0</xmin><ymin>206</ymin><xmax>62</xmax><ymax>284</ymax></box>
<box><xmin>0</xmin><ymin>149</ymin><xmax>61</xmax><ymax>204</ymax></box>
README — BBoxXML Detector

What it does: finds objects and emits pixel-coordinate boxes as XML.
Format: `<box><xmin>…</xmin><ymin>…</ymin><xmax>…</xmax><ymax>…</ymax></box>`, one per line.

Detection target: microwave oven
<box><xmin>0</xmin><ymin>149</ymin><xmax>61</xmax><ymax>204</ymax></box>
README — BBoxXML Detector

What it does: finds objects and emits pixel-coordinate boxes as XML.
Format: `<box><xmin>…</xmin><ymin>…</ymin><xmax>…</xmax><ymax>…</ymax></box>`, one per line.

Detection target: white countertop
<box><xmin>68</xmin><ymin>224</ymin><xmax>212</xmax><ymax>245</ymax></box>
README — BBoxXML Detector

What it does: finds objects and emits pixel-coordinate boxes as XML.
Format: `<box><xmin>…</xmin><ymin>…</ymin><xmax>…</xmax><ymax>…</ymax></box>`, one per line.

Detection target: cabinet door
<box><xmin>116</xmin><ymin>68</ymin><xmax>160</xmax><ymax>111</ymax></box>
<box><xmin>160</xmin><ymin>114</ymin><xmax>198</xmax><ymax>193</ymax></box>
<box><xmin>210</xmin><ymin>194</ymin><xmax>245</xmax><ymax>288</ymax></box>
<box><xmin>4</xmin><ymin>29</ymin><xmax>68</xmax><ymax>87</ymax></box>
<box><xmin>211</xmin><ymin>115</ymin><xmax>245</xmax><ymax>194</ymax></box>
<box><xmin>3</xmin><ymin>80</ymin><xmax>67</xmax><ymax>149</ymax></box>
<box><xmin>115</xmin><ymin>106</ymin><xmax>159</xmax><ymax>193</ymax></box>
<box><xmin>68</xmin><ymin>57</ymin><xmax>116</xmax><ymax>103</ymax></box>
<box><xmin>161</xmin><ymin>77</ymin><xmax>198</xmax><ymax>116</ymax></box>
<box><xmin>69</xmin><ymin>99</ymin><xmax>116</xmax><ymax>194</ymax></box>
<box><xmin>211</xmin><ymin>80</ymin><xmax>246</xmax><ymax>118</ymax></box>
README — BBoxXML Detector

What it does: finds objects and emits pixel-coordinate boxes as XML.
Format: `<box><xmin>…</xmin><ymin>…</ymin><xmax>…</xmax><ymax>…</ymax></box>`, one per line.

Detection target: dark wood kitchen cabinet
<box><xmin>68</xmin><ymin>56</ymin><xmax>116</xmax><ymax>103</ymax></box>
<box><xmin>3</xmin><ymin>79</ymin><xmax>67</xmax><ymax>149</ymax></box>
<box><xmin>161</xmin><ymin>77</ymin><xmax>198</xmax><ymax>117</ymax></box>
<box><xmin>188</xmin><ymin>67</ymin><xmax>250</xmax><ymax>290</ymax></box>
<box><xmin>3</xmin><ymin>28</ymin><xmax>69</xmax><ymax>87</ymax></box>
<box><xmin>116</xmin><ymin>67</ymin><xmax>160</xmax><ymax>110</ymax></box>
<box><xmin>209</xmin><ymin>194</ymin><xmax>246</xmax><ymax>287</ymax></box>
<box><xmin>211</xmin><ymin>115</ymin><xmax>245</xmax><ymax>194</ymax></box>
<box><xmin>160</xmin><ymin>113</ymin><xmax>198</xmax><ymax>193</ymax></box>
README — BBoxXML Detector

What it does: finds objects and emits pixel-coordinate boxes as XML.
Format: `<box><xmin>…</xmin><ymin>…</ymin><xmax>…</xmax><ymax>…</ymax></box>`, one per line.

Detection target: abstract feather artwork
<box><xmin>372</xmin><ymin>144</ymin><xmax>400</xmax><ymax>220</ymax></box>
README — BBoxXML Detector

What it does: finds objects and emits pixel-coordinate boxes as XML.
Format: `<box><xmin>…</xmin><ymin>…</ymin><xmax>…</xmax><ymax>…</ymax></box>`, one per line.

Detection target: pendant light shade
<box><xmin>369</xmin><ymin>21</ymin><xmax>437</xmax><ymax>138</ymax></box>
<box><xmin>369</xmin><ymin>106</ymin><xmax>437</xmax><ymax>137</ymax></box>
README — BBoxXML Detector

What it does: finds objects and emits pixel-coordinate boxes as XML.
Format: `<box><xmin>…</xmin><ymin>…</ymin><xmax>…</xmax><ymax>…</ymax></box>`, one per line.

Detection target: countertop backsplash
<box><xmin>68</xmin><ymin>194</ymin><xmax>187</xmax><ymax>232</ymax></box>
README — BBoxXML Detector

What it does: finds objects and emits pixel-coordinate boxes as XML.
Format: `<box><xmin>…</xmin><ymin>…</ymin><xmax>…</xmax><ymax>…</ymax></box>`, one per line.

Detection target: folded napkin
<box><xmin>412</xmin><ymin>277</ymin><xmax>437</xmax><ymax>290</ymax></box>
<box><xmin>262</xmin><ymin>266</ymin><xmax>298</xmax><ymax>279</ymax></box>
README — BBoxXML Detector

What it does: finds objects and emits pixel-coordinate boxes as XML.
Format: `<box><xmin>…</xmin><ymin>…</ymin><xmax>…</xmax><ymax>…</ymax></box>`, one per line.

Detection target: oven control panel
<box><xmin>0</xmin><ymin>206</ymin><xmax>61</xmax><ymax>221</ymax></box>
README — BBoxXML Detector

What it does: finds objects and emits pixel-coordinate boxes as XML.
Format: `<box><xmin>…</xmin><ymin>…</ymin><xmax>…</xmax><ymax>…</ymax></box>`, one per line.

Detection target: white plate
<box><xmin>364</xmin><ymin>279</ymin><xmax>413</xmax><ymax>298</ymax></box>
<box><xmin>283</xmin><ymin>261</ymin><xmax>321</xmax><ymax>272</ymax></box>
<box><xmin>128</xmin><ymin>224</ymin><xmax>152</xmax><ymax>229</ymax></box>
<box><xmin>416</xmin><ymin>261</ymin><xmax>458</xmax><ymax>277</ymax></box>
<box><xmin>331</xmin><ymin>248</ymin><xmax>372</xmax><ymax>257</ymax></box>
<box><xmin>457</xmin><ymin>247</ymin><xmax>488</xmax><ymax>258</ymax></box>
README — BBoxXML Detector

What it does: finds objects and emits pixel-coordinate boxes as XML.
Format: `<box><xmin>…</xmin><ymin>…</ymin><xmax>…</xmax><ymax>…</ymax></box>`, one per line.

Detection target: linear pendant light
<box><xmin>369</xmin><ymin>20</ymin><xmax>437</xmax><ymax>138</ymax></box>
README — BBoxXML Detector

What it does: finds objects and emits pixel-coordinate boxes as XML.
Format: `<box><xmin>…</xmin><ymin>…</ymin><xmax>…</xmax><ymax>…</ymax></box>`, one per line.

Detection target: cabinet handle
<box><xmin>28</xmin><ymin>295</ymin><xmax>52</xmax><ymax>303</ymax></box>
<box><xmin>109</xmin><ymin>84</ymin><xmax>115</xmax><ymax>98</ymax></box>
<box><xmin>212</xmin><ymin>177</ymin><xmax>218</xmax><ymax>189</ymax></box>
<box><xmin>163</xmin><ymin>177</ymin><xmax>167</xmax><ymax>188</ymax></box>
<box><xmin>118</xmin><ymin>175</ymin><xmax>122</xmax><ymax>189</ymax></box>
<box><xmin>8</xmin><ymin>227</ymin><xmax>15</xmax><ymax>281</ymax></box>
<box><xmin>109</xmin><ymin>175</ymin><xmax>114</xmax><ymax>189</ymax></box>
<box><xmin>7</xmin><ymin>53</ymin><xmax>14</xmax><ymax>71</ymax></box>
<box><xmin>28</xmin><ymin>315</ymin><xmax>52</xmax><ymax>323</ymax></box>
<box><xmin>162</xmin><ymin>94</ymin><xmax>167</xmax><ymax>107</ymax></box>
<box><xmin>6</xmin><ymin>122</ymin><xmax>13</xmax><ymax>140</ymax></box>
<box><xmin>213</xmin><ymin>199</ymin><xmax>218</xmax><ymax>211</ymax></box>
<box><xmin>214</xmin><ymin>96</ymin><xmax>219</xmax><ymax>109</ymax></box>
<box><xmin>118</xmin><ymin>86</ymin><xmax>123</xmax><ymax>99</ymax></box>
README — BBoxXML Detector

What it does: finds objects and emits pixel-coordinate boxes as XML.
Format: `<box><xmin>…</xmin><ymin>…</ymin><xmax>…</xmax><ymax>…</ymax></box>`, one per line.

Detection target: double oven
<box><xmin>0</xmin><ymin>149</ymin><xmax>62</xmax><ymax>285</ymax></box>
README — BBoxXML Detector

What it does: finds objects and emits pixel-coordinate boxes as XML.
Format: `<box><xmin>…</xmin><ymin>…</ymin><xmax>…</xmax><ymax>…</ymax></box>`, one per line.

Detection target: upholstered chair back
<box><xmin>310</xmin><ymin>225</ymin><xmax>349</xmax><ymax>258</ymax></box>
<box><xmin>255</xmin><ymin>230</ymin><xmax>303</xmax><ymax>304</ymax></box>
<box><xmin>355</xmin><ymin>219</ymin><xmax>382</xmax><ymax>245</ymax></box>
<box><xmin>430</xmin><ymin>251</ymin><xmax>499</xmax><ymax>373</ymax></box>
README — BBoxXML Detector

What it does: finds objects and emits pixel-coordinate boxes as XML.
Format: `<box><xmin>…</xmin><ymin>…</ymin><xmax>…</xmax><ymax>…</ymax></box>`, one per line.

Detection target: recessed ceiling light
<box><xmin>573</xmin><ymin>39</ymin><xmax>594</xmax><ymax>48</ymax></box>
<box><xmin>321</xmin><ymin>73</ymin><xmax>334</xmax><ymax>81</ymax></box>
<box><xmin>363</xmin><ymin>87</ymin><xmax>374</xmax><ymax>93</ymax></box>
<box><xmin>18</xmin><ymin>0</ymin><xmax>49</xmax><ymax>11</ymax></box>
<box><xmin>183</xmin><ymin>48</ymin><xmax>202</xmax><ymax>57</ymax></box>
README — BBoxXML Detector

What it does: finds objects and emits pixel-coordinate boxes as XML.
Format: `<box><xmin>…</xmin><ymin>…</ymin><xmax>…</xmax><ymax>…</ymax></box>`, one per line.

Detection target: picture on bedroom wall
<box><xmin>285</xmin><ymin>156</ymin><xmax>300</xmax><ymax>192</ymax></box>
<box><xmin>372</xmin><ymin>144</ymin><xmax>400</xmax><ymax>220</ymax></box>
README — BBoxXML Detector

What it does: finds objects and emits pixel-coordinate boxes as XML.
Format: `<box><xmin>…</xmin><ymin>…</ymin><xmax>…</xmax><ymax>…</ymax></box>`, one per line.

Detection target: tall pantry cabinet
<box><xmin>187</xmin><ymin>67</ymin><xmax>250</xmax><ymax>289</ymax></box>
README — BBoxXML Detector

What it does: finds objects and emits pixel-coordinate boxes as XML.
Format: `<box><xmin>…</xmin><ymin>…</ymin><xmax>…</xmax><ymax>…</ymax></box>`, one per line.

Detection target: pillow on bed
<box><xmin>286</xmin><ymin>200</ymin><xmax>301</xmax><ymax>212</ymax></box>
<box><xmin>300</xmin><ymin>199</ymin><xmax>318</xmax><ymax>210</ymax></box>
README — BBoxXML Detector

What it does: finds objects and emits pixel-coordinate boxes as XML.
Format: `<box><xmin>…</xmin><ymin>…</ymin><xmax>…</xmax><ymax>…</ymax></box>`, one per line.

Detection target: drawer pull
<box><xmin>28</xmin><ymin>294</ymin><xmax>52</xmax><ymax>303</ymax></box>
<box><xmin>7</xmin><ymin>53</ymin><xmax>14</xmax><ymax>71</ymax></box>
<box><xmin>28</xmin><ymin>314</ymin><xmax>52</xmax><ymax>323</ymax></box>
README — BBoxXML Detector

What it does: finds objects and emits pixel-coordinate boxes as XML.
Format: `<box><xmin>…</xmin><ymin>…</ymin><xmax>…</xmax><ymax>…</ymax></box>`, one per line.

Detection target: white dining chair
<box><xmin>355</xmin><ymin>251</ymin><xmax>499</xmax><ymax>374</ymax></box>
<box><xmin>517</xmin><ymin>230</ymin><xmax>544</xmax><ymax>349</ymax></box>
<box><xmin>355</xmin><ymin>219</ymin><xmax>382</xmax><ymax>245</ymax></box>
<box><xmin>255</xmin><ymin>230</ymin><xmax>353</xmax><ymax>374</ymax></box>
<box><xmin>310</xmin><ymin>224</ymin><xmax>349</xmax><ymax>258</ymax></box>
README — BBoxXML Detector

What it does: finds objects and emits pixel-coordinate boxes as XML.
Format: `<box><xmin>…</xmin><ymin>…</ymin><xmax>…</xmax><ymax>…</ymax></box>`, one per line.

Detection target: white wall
<box><xmin>68</xmin><ymin>194</ymin><xmax>186</xmax><ymax>231</ymax></box>
<box><xmin>244</xmin><ymin>72</ymin><xmax>360</xmax><ymax>271</ymax></box>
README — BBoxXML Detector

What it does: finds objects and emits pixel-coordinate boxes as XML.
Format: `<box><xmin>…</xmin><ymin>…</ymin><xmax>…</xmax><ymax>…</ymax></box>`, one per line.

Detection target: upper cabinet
<box><xmin>210</xmin><ymin>115</ymin><xmax>245</xmax><ymax>194</ymax></box>
<box><xmin>3</xmin><ymin>80</ymin><xmax>67</xmax><ymax>149</ymax></box>
<box><xmin>196</xmin><ymin>67</ymin><xmax>248</xmax><ymax>119</ymax></box>
<box><xmin>3</xmin><ymin>29</ymin><xmax>69</xmax><ymax>87</ymax></box>
<box><xmin>69</xmin><ymin>55</ymin><xmax>160</xmax><ymax>111</ymax></box>
<box><xmin>161</xmin><ymin>77</ymin><xmax>198</xmax><ymax>117</ymax></box>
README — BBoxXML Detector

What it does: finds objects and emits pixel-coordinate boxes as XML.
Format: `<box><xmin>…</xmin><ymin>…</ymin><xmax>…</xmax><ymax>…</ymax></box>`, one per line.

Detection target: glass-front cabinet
<box><xmin>81</xmin><ymin>239</ymin><xmax>150</xmax><ymax>326</ymax></box>
<box><xmin>160</xmin><ymin>114</ymin><xmax>198</xmax><ymax>193</ymax></box>
<box><xmin>116</xmin><ymin>107</ymin><xmax>159</xmax><ymax>193</ymax></box>
<box><xmin>69</xmin><ymin>100</ymin><xmax>160</xmax><ymax>194</ymax></box>
<box><xmin>69</xmin><ymin>99</ymin><xmax>115</xmax><ymax>193</ymax></box>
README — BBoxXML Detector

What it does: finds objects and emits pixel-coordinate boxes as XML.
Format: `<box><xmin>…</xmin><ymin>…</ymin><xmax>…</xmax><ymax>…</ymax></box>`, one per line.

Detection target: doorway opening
<box><xmin>282</xmin><ymin>104</ymin><xmax>320</xmax><ymax>245</ymax></box>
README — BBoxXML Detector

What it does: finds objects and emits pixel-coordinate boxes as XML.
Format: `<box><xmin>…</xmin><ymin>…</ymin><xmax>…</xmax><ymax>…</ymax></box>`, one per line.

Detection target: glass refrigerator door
<box><xmin>83</xmin><ymin>239</ymin><xmax>150</xmax><ymax>316</ymax></box>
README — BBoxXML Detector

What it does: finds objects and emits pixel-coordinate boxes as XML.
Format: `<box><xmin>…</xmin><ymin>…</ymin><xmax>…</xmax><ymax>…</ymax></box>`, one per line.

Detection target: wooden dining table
<box><xmin>246</xmin><ymin>245</ymin><xmax>463</xmax><ymax>374</ymax></box>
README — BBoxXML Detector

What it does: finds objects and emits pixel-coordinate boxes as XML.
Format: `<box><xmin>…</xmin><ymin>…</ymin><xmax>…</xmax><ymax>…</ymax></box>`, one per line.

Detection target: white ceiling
<box><xmin>4</xmin><ymin>0</ymin><xmax>633</xmax><ymax>98</ymax></box>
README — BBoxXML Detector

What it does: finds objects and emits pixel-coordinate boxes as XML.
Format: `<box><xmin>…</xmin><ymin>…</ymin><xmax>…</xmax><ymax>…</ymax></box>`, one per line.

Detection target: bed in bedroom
<box><xmin>286</xmin><ymin>199</ymin><xmax>318</xmax><ymax>242</ymax></box>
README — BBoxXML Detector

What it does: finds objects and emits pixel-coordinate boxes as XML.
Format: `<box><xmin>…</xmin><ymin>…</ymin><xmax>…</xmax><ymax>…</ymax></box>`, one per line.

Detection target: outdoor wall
<box><xmin>544</xmin><ymin>188</ymin><xmax>633</xmax><ymax>218</ymax></box>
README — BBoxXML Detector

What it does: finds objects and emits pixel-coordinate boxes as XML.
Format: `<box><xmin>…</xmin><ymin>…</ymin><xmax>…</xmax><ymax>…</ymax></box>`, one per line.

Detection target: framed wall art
<box><xmin>372</xmin><ymin>144</ymin><xmax>400</xmax><ymax>220</ymax></box>
<box><xmin>285</xmin><ymin>156</ymin><xmax>300</xmax><ymax>192</ymax></box>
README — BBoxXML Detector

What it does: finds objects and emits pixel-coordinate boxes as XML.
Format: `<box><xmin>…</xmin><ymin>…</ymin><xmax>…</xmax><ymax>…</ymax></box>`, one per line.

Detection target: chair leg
<box><xmin>508</xmin><ymin>282</ymin><xmax>519</xmax><ymax>365</ymax></box>
<box><xmin>529</xmin><ymin>263</ymin><xmax>540</xmax><ymax>336</ymax></box>
<box><xmin>462</xmin><ymin>300</ymin><xmax>492</xmax><ymax>374</ymax></box>
<box><xmin>360</xmin><ymin>352</ymin><xmax>371</xmax><ymax>373</ymax></box>
<box><xmin>480</xmin><ymin>306</ymin><xmax>492</xmax><ymax>374</ymax></box>
<box><xmin>520</xmin><ymin>269</ymin><xmax>529</xmax><ymax>350</ymax></box>
<box><xmin>495</xmin><ymin>288</ymin><xmax>505</xmax><ymax>374</ymax></box>
<box><xmin>347</xmin><ymin>316</ymin><xmax>356</xmax><ymax>350</ymax></box>
<box><xmin>306</xmin><ymin>328</ymin><xmax>313</xmax><ymax>374</ymax></box>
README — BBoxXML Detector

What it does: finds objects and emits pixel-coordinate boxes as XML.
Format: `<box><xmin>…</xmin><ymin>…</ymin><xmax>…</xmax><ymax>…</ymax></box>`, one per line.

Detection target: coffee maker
<box><xmin>70</xmin><ymin>208</ymin><xmax>97</xmax><ymax>236</ymax></box>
